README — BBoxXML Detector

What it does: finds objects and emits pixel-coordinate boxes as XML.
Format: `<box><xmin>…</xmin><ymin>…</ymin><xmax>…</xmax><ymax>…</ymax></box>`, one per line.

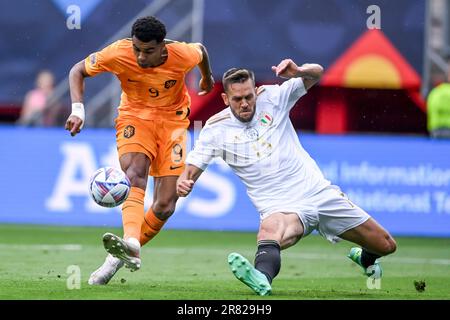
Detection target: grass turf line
<box><xmin>0</xmin><ymin>224</ymin><xmax>449</xmax><ymax>300</ymax></box>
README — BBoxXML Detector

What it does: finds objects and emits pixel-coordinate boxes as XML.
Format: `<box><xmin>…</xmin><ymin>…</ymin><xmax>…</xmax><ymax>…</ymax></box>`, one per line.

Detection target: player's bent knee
<box><xmin>280</xmin><ymin>233</ymin><xmax>301</xmax><ymax>250</ymax></box>
<box><xmin>152</xmin><ymin>200</ymin><xmax>176</xmax><ymax>220</ymax></box>
<box><xmin>257</xmin><ymin>214</ymin><xmax>289</xmax><ymax>243</ymax></box>
<box><xmin>378</xmin><ymin>236</ymin><xmax>397</xmax><ymax>256</ymax></box>
<box><xmin>385</xmin><ymin>237</ymin><xmax>397</xmax><ymax>255</ymax></box>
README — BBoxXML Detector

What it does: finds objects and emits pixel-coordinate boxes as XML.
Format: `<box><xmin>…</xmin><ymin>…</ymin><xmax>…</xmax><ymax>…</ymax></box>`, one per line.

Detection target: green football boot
<box><xmin>228</xmin><ymin>252</ymin><xmax>272</xmax><ymax>296</ymax></box>
<box><xmin>348</xmin><ymin>247</ymin><xmax>382</xmax><ymax>278</ymax></box>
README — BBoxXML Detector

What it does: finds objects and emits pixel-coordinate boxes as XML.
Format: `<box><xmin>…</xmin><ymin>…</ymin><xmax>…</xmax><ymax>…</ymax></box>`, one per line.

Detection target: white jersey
<box><xmin>186</xmin><ymin>78</ymin><xmax>331</xmax><ymax>217</ymax></box>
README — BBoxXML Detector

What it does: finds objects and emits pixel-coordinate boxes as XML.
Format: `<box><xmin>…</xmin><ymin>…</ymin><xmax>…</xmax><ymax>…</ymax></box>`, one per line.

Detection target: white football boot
<box><xmin>88</xmin><ymin>254</ymin><xmax>124</xmax><ymax>285</ymax></box>
<box><xmin>102</xmin><ymin>233</ymin><xmax>141</xmax><ymax>271</ymax></box>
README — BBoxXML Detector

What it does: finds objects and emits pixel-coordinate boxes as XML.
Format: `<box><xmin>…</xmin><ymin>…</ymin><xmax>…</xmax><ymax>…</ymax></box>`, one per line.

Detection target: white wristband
<box><xmin>71</xmin><ymin>102</ymin><xmax>85</xmax><ymax>129</ymax></box>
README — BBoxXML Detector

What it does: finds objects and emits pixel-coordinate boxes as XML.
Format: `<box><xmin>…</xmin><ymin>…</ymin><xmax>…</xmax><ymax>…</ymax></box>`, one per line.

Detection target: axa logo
<box><xmin>46</xmin><ymin>141</ymin><xmax>237</xmax><ymax>218</ymax></box>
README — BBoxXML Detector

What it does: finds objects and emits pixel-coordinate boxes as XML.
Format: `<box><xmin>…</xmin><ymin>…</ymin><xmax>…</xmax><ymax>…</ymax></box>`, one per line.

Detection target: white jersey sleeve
<box><xmin>268</xmin><ymin>77</ymin><xmax>307</xmax><ymax>112</ymax></box>
<box><xmin>185</xmin><ymin>124</ymin><xmax>219</xmax><ymax>171</ymax></box>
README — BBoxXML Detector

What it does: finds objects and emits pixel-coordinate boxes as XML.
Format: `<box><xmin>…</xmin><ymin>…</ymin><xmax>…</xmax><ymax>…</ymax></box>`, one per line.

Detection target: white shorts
<box><xmin>260</xmin><ymin>185</ymin><xmax>370</xmax><ymax>243</ymax></box>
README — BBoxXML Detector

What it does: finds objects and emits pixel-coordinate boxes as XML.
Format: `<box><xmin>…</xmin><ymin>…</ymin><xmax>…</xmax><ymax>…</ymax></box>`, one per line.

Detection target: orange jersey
<box><xmin>84</xmin><ymin>39</ymin><xmax>202</xmax><ymax>120</ymax></box>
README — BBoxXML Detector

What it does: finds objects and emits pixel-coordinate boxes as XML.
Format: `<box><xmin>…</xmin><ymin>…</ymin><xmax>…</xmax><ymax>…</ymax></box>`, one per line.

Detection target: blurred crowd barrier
<box><xmin>0</xmin><ymin>0</ymin><xmax>426</xmax><ymax>133</ymax></box>
<box><xmin>2</xmin><ymin>127</ymin><xmax>449</xmax><ymax>237</ymax></box>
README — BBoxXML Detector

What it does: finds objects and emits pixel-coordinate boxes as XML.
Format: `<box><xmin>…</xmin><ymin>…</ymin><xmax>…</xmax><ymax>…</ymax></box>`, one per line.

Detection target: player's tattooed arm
<box><xmin>271</xmin><ymin>59</ymin><xmax>323</xmax><ymax>90</ymax></box>
<box><xmin>194</xmin><ymin>43</ymin><xmax>215</xmax><ymax>96</ymax></box>
<box><xmin>176</xmin><ymin>164</ymin><xmax>204</xmax><ymax>197</ymax></box>
<box><xmin>296</xmin><ymin>63</ymin><xmax>324</xmax><ymax>90</ymax></box>
<box><xmin>65</xmin><ymin>60</ymin><xmax>91</xmax><ymax>137</ymax></box>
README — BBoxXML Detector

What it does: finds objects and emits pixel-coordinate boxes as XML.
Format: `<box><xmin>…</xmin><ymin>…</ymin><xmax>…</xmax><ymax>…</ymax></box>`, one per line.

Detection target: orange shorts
<box><xmin>115</xmin><ymin>115</ymin><xmax>189</xmax><ymax>177</ymax></box>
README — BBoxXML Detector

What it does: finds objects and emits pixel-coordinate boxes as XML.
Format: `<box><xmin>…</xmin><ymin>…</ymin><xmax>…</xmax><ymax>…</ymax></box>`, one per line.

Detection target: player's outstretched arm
<box><xmin>271</xmin><ymin>59</ymin><xmax>323</xmax><ymax>90</ymax></box>
<box><xmin>194</xmin><ymin>43</ymin><xmax>215</xmax><ymax>96</ymax></box>
<box><xmin>176</xmin><ymin>164</ymin><xmax>204</xmax><ymax>197</ymax></box>
<box><xmin>65</xmin><ymin>60</ymin><xmax>91</xmax><ymax>137</ymax></box>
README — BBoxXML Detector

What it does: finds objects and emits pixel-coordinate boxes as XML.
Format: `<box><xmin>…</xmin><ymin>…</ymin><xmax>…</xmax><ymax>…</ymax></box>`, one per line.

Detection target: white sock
<box><xmin>126</xmin><ymin>237</ymin><xmax>141</xmax><ymax>249</ymax></box>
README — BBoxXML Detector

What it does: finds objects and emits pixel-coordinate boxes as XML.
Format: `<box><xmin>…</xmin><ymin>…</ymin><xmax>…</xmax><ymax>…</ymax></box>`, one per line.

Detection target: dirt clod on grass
<box><xmin>414</xmin><ymin>280</ymin><xmax>426</xmax><ymax>292</ymax></box>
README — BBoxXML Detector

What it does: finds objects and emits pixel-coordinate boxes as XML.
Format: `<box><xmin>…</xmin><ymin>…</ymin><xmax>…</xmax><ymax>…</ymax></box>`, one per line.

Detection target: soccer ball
<box><xmin>89</xmin><ymin>167</ymin><xmax>131</xmax><ymax>207</ymax></box>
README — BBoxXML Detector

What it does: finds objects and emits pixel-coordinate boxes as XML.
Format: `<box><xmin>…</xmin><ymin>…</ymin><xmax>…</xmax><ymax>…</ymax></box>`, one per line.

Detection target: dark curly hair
<box><xmin>131</xmin><ymin>16</ymin><xmax>166</xmax><ymax>43</ymax></box>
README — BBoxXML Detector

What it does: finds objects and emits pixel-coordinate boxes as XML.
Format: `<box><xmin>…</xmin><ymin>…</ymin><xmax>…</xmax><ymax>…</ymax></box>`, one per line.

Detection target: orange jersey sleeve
<box><xmin>166</xmin><ymin>42</ymin><xmax>203</xmax><ymax>72</ymax></box>
<box><xmin>84</xmin><ymin>40</ymin><xmax>124</xmax><ymax>76</ymax></box>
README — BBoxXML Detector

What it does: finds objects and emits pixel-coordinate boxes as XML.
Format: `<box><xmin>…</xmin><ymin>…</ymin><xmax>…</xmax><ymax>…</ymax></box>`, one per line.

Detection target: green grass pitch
<box><xmin>0</xmin><ymin>224</ymin><xmax>449</xmax><ymax>300</ymax></box>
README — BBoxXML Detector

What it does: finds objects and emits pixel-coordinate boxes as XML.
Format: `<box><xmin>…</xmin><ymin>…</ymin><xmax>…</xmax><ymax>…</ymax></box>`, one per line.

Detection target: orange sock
<box><xmin>140</xmin><ymin>207</ymin><xmax>166</xmax><ymax>246</ymax></box>
<box><xmin>121</xmin><ymin>187</ymin><xmax>145</xmax><ymax>240</ymax></box>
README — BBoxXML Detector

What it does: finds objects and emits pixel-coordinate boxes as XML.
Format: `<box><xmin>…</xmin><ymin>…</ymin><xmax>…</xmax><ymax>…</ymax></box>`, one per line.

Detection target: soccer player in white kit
<box><xmin>176</xmin><ymin>59</ymin><xmax>397</xmax><ymax>296</ymax></box>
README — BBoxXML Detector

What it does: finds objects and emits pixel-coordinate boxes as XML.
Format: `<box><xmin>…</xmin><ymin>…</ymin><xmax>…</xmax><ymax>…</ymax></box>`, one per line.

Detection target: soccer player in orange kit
<box><xmin>64</xmin><ymin>16</ymin><xmax>214</xmax><ymax>285</ymax></box>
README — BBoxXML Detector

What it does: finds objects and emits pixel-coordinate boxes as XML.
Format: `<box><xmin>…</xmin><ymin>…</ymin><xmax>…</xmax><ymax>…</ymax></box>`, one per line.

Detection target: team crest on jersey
<box><xmin>259</xmin><ymin>111</ymin><xmax>273</xmax><ymax>126</ymax></box>
<box><xmin>244</xmin><ymin>127</ymin><xmax>259</xmax><ymax>140</ymax></box>
<box><xmin>89</xmin><ymin>53</ymin><xmax>97</xmax><ymax>66</ymax></box>
<box><xmin>124</xmin><ymin>125</ymin><xmax>135</xmax><ymax>138</ymax></box>
<box><xmin>164</xmin><ymin>80</ymin><xmax>177</xmax><ymax>89</ymax></box>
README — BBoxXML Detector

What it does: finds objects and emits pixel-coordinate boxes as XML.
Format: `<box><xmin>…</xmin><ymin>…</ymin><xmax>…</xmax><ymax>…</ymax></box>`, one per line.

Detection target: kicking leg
<box><xmin>139</xmin><ymin>117</ymin><xmax>187</xmax><ymax>245</ymax></box>
<box><xmin>90</xmin><ymin>152</ymin><xmax>150</xmax><ymax>283</ymax></box>
<box><xmin>255</xmin><ymin>212</ymin><xmax>304</xmax><ymax>282</ymax></box>
<box><xmin>120</xmin><ymin>152</ymin><xmax>150</xmax><ymax>241</ymax></box>
<box><xmin>139</xmin><ymin>176</ymin><xmax>179</xmax><ymax>246</ymax></box>
<box><xmin>340</xmin><ymin>217</ymin><xmax>396</xmax><ymax>256</ymax></box>
<box><xmin>102</xmin><ymin>152</ymin><xmax>150</xmax><ymax>271</ymax></box>
<box><xmin>340</xmin><ymin>217</ymin><xmax>397</xmax><ymax>276</ymax></box>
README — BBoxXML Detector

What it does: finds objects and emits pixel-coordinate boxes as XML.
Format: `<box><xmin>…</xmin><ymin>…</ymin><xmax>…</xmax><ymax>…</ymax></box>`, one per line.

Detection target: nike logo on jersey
<box><xmin>127</xmin><ymin>78</ymin><xmax>139</xmax><ymax>82</ymax></box>
<box><xmin>170</xmin><ymin>165</ymin><xmax>183</xmax><ymax>170</ymax></box>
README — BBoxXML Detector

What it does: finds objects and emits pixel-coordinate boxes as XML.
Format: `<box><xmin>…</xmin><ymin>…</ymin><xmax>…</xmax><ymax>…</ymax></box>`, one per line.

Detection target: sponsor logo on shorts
<box><xmin>123</xmin><ymin>125</ymin><xmax>135</xmax><ymax>138</ymax></box>
<box><xmin>165</xmin><ymin>80</ymin><xmax>177</xmax><ymax>89</ymax></box>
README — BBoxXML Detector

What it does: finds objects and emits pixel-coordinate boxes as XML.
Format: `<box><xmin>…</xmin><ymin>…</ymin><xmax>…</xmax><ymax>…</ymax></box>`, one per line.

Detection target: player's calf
<box><xmin>377</xmin><ymin>235</ymin><xmax>397</xmax><ymax>256</ymax></box>
<box><xmin>254</xmin><ymin>240</ymin><xmax>281</xmax><ymax>284</ymax></box>
<box><xmin>358</xmin><ymin>233</ymin><xmax>397</xmax><ymax>258</ymax></box>
<box><xmin>340</xmin><ymin>218</ymin><xmax>397</xmax><ymax>257</ymax></box>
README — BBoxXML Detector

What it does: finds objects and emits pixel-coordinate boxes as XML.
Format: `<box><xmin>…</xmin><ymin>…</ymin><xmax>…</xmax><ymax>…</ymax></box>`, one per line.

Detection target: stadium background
<box><xmin>0</xmin><ymin>0</ymin><xmax>449</xmax><ymax>300</ymax></box>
